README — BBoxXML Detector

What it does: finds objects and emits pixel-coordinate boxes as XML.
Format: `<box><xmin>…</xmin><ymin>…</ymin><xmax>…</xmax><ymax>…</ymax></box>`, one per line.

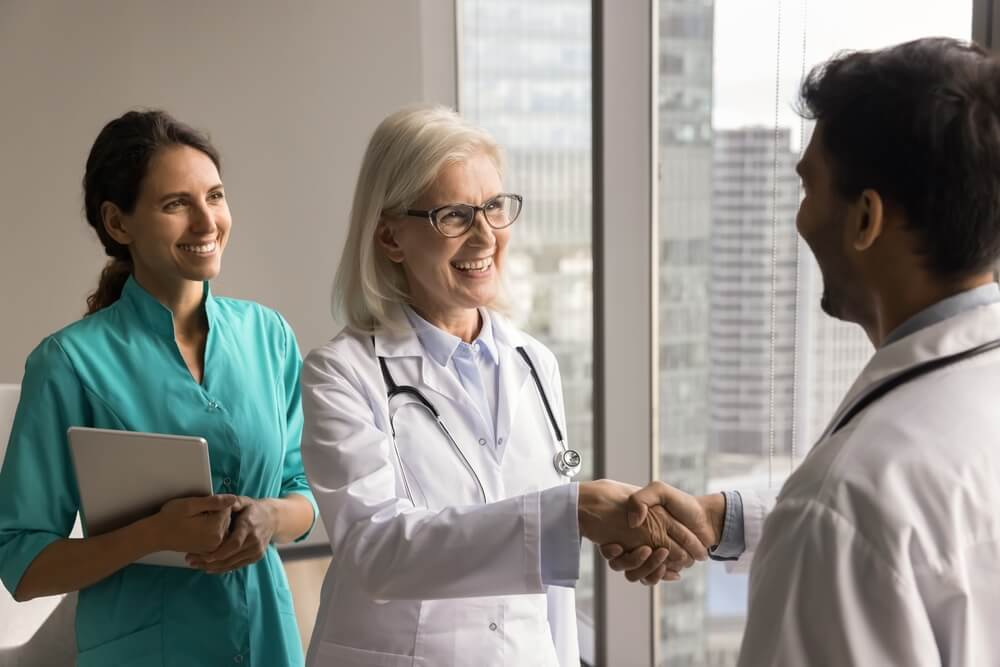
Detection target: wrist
<box><xmin>697</xmin><ymin>493</ymin><xmax>726</xmax><ymax>546</ymax></box>
<box><xmin>258</xmin><ymin>498</ymin><xmax>281</xmax><ymax>540</ymax></box>
<box><xmin>576</xmin><ymin>481</ymin><xmax>599</xmax><ymax>541</ymax></box>
<box><xmin>131</xmin><ymin>514</ymin><xmax>165</xmax><ymax>555</ymax></box>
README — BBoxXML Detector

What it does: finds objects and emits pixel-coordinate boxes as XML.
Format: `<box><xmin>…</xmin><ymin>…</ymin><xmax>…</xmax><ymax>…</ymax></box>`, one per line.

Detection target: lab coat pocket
<box><xmin>77</xmin><ymin>623</ymin><xmax>162</xmax><ymax>667</ymax></box>
<box><xmin>315</xmin><ymin>640</ymin><xmax>413</xmax><ymax>666</ymax></box>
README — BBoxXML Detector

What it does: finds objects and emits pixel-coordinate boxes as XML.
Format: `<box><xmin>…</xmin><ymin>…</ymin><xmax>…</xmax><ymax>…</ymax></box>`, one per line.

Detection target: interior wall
<box><xmin>0</xmin><ymin>0</ymin><xmax>455</xmax><ymax>382</ymax></box>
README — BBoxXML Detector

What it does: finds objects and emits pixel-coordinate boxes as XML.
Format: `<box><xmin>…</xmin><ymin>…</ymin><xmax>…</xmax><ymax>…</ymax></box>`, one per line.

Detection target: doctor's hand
<box><xmin>186</xmin><ymin>496</ymin><xmax>279</xmax><ymax>574</ymax></box>
<box><xmin>599</xmin><ymin>482</ymin><xmax>725</xmax><ymax>585</ymax></box>
<box><xmin>149</xmin><ymin>494</ymin><xmax>238</xmax><ymax>555</ymax></box>
<box><xmin>577</xmin><ymin>480</ymin><xmax>708</xmax><ymax>572</ymax></box>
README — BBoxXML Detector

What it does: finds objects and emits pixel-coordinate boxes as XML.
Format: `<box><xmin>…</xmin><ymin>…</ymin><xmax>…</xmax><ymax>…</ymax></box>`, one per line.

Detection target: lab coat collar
<box><xmin>402</xmin><ymin>306</ymin><xmax>500</xmax><ymax>368</ymax></box>
<box><xmin>119</xmin><ymin>275</ymin><xmax>217</xmax><ymax>340</ymax></box>
<box><xmin>822</xmin><ymin>300</ymin><xmax>1000</xmax><ymax>440</ymax></box>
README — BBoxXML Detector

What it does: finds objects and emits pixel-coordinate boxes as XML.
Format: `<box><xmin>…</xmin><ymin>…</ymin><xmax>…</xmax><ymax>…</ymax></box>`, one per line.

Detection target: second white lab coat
<box><xmin>737</xmin><ymin>301</ymin><xmax>1000</xmax><ymax>666</ymax></box>
<box><xmin>300</xmin><ymin>307</ymin><xmax>579</xmax><ymax>667</ymax></box>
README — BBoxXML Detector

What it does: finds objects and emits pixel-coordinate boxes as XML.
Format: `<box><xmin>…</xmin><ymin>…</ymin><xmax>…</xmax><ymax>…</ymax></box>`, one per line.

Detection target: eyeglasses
<box><xmin>403</xmin><ymin>193</ymin><xmax>523</xmax><ymax>238</ymax></box>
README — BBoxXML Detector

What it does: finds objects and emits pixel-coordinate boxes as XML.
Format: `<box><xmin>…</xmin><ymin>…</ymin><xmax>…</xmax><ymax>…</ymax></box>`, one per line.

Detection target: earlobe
<box><xmin>853</xmin><ymin>189</ymin><xmax>884</xmax><ymax>251</ymax></box>
<box><xmin>101</xmin><ymin>202</ymin><xmax>131</xmax><ymax>246</ymax></box>
<box><xmin>375</xmin><ymin>219</ymin><xmax>406</xmax><ymax>263</ymax></box>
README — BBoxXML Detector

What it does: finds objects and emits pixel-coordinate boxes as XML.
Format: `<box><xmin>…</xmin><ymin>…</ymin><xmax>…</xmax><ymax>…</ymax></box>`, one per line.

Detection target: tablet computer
<box><xmin>67</xmin><ymin>426</ymin><xmax>214</xmax><ymax>568</ymax></box>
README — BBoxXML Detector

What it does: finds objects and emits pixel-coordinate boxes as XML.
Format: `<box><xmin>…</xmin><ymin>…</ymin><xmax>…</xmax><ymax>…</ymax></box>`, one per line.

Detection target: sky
<box><xmin>712</xmin><ymin>0</ymin><xmax>975</xmax><ymax>147</ymax></box>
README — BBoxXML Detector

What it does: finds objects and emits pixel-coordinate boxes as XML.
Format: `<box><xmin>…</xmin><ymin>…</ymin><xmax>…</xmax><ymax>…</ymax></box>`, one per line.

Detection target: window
<box><xmin>459</xmin><ymin>0</ymin><xmax>596</xmax><ymax>661</ymax></box>
<box><xmin>654</xmin><ymin>1</ymin><xmax>974</xmax><ymax>665</ymax></box>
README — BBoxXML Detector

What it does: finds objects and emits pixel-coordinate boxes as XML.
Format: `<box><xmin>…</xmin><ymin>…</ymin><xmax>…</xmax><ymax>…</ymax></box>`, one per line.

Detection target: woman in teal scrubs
<box><xmin>0</xmin><ymin>110</ymin><xmax>317</xmax><ymax>666</ymax></box>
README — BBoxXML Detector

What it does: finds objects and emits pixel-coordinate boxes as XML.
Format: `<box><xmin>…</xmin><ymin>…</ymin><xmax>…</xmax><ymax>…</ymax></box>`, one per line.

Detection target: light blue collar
<box><xmin>119</xmin><ymin>275</ymin><xmax>217</xmax><ymax>340</ymax></box>
<box><xmin>882</xmin><ymin>282</ymin><xmax>1000</xmax><ymax>347</ymax></box>
<box><xmin>403</xmin><ymin>305</ymin><xmax>499</xmax><ymax>367</ymax></box>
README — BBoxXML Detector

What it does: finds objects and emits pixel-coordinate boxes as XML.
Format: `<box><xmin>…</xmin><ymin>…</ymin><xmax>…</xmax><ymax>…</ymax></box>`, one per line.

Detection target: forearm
<box><xmin>262</xmin><ymin>493</ymin><xmax>315</xmax><ymax>544</ymax></box>
<box><xmin>14</xmin><ymin>517</ymin><xmax>159</xmax><ymax>602</ymax></box>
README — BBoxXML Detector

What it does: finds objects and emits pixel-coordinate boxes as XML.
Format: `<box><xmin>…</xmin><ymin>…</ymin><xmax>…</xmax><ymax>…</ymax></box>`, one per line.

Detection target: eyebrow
<box><xmin>157</xmin><ymin>184</ymin><xmax>224</xmax><ymax>204</ymax></box>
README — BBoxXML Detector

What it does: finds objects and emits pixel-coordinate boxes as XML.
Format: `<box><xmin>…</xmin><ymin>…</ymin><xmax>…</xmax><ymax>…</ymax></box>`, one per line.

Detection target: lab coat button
<box><xmin>489</xmin><ymin>622</ymin><xmax>498</xmax><ymax>631</ymax></box>
<box><xmin>478</xmin><ymin>438</ymin><xmax>487</xmax><ymax>446</ymax></box>
<box><xmin>497</xmin><ymin>437</ymin><xmax>504</xmax><ymax>445</ymax></box>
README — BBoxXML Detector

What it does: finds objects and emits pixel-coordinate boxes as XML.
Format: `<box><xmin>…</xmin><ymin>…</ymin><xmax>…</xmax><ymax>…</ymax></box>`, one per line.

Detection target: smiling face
<box><xmin>378</xmin><ymin>151</ymin><xmax>510</xmax><ymax>326</ymax></box>
<box><xmin>105</xmin><ymin>144</ymin><xmax>231</xmax><ymax>299</ymax></box>
<box><xmin>795</xmin><ymin>124</ymin><xmax>864</xmax><ymax>323</ymax></box>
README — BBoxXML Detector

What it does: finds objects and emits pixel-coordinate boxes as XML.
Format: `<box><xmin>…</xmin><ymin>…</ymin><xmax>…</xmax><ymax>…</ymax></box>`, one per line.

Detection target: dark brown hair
<box><xmin>798</xmin><ymin>38</ymin><xmax>1000</xmax><ymax>277</ymax></box>
<box><xmin>83</xmin><ymin>110</ymin><xmax>221</xmax><ymax>315</ymax></box>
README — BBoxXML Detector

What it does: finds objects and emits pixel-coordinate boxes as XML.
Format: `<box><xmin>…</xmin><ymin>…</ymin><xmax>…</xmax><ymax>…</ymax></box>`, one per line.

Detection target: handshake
<box><xmin>578</xmin><ymin>480</ymin><xmax>726</xmax><ymax>585</ymax></box>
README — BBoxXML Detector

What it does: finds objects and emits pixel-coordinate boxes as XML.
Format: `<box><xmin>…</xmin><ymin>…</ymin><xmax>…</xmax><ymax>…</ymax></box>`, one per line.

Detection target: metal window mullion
<box><xmin>593</xmin><ymin>1</ymin><xmax>656</xmax><ymax>666</ymax></box>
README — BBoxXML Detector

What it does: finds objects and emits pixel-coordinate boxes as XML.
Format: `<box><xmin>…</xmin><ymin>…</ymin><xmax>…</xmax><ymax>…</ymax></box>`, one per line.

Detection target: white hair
<box><xmin>332</xmin><ymin>105</ymin><xmax>506</xmax><ymax>333</ymax></box>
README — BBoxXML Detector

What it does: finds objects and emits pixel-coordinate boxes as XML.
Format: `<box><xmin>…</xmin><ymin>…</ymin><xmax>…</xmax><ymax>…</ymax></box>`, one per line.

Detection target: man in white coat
<box><xmin>600</xmin><ymin>37</ymin><xmax>1000</xmax><ymax>665</ymax></box>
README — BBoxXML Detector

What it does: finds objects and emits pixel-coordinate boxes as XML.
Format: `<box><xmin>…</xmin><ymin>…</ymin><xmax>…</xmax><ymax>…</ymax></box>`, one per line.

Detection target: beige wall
<box><xmin>0</xmin><ymin>0</ymin><xmax>456</xmax><ymax>382</ymax></box>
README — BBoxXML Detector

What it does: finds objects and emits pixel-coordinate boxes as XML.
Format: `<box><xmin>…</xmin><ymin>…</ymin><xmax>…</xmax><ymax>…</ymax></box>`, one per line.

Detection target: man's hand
<box><xmin>599</xmin><ymin>482</ymin><xmax>726</xmax><ymax>585</ymax></box>
<box><xmin>578</xmin><ymin>480</ymin><xmax>709</xmax><ymax>574</ymax></box>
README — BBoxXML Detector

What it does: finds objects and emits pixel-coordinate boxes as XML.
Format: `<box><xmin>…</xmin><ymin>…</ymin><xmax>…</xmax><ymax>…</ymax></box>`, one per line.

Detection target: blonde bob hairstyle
<box><xmin>333</xmin><ymin>105</ymin><xmax>506</xmax><ymax>333</ymax></box>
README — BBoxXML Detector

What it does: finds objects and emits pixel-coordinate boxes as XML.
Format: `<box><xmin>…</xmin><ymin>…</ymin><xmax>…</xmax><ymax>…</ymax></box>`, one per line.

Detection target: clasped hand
<box><xmin>184</xmin><ymin>496</ymin><xmax>279</xmax><ymax>574</ymax></box>
<box><xmin>579</xmin><ymin>480</ymin><xmax>723</xmax><ymax>585</ymax></box>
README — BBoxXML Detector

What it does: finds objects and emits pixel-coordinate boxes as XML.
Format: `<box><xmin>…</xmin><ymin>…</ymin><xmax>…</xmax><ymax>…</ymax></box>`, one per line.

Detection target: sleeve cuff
<box><xmin>538</xmin><ymin>483</ymin><xmax>580</xmax><ymax>587</ymax></box>
<box><xmin>281</xmin><ymin>488</ymin><xmax>319</xmax><ymax>543</ymax></box>
<box><xmin>0</xmin><ymin>531</ymin><xmax>63</xmax><ymax>596</ymax></box>
<box><xmin>709</xmin><ymin>490</ymin><xmax>745</xmax><ymax>561</ymax></box>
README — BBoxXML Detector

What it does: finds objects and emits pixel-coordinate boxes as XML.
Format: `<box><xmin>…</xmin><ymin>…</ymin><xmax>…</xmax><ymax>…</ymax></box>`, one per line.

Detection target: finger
<box><xmin>199</xmin><ymin>519</ymin><xmax>247</xmax><ymax>563</ymax></box>
<box><xmin>666</xmin><ymin>546</ymin><xmax>695</xmax><ymax>570</ymax></box>
<box><xmin>202</xmin><ymin>546</ymin><xmax>263</xmax><ymax>574</ymax></box>
<box><xmin>663</xmin><ymin>569</ymin><xmax>681</xmax><ymax>582</ymax></box>
<box><xmin>624</xmin><ymin>547</ymin><xmax>669</xmax><ymax>583</ymax></box>
<box><xmin>184</xmin><ymin>494</ymin><xmax>239</xmax><ymax>515</ymax></box>
<box><xmin>599</xmin><ymin>544</ymin><xmax>625</xmax><ymax>560</ymax></box>
<box><xmin>628</xmin><ymin>481</ymin><xmax>672</xmax><ymax>517</ymax></box>
<box><xmin>607</xmin><ymin>546</ymin><xmax>652</xmax><ymax>572</ymax></box>
<box><xmin>666</xmin><ymin>518</ymin><xmax>709</xmax><ymax>561</ymax></box>
<box><xmin>641</xmin><ymin>564</ymin><xmax>669</xmax><ymax>586</ymax></box>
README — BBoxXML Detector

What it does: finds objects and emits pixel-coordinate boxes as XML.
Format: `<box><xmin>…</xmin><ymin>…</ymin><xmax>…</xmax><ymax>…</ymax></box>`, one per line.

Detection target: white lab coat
<box><xmin>300</xmin><ymin>307</ymin><xmax>579</xmax><ymax>667</ymax></box>
<box><xmin>737</xmin><ymin>301</ymin><xmax>1000</xmax><ymax>666</ymax></box>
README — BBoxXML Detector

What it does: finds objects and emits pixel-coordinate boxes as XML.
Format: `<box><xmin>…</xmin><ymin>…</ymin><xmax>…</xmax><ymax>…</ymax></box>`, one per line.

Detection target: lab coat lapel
<box><xmin>372</xmin><ymin>306</ymin><xmax>464</xmax><ymax>404</ymax></box>
<box><xmin>493</xmin><ymin>316</ymin><xmax>532</xmax><ymax>464</ymax></box>
<box><xmin>819</xmin><ymin>301</ymin><xmax>1000</xmax><ymax>442</ymax></box>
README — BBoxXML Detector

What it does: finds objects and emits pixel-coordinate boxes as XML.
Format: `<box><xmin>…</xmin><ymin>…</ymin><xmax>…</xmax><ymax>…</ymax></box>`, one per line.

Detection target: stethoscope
<box><xmin>374</xmin><ymin>338</ymin><xmax>582</xmax><ymax>505</ymax></box>
<box><xmin>831</xmin><ymin>337</ymin><xmax>1000</xmax><ymax>435</ymax></box>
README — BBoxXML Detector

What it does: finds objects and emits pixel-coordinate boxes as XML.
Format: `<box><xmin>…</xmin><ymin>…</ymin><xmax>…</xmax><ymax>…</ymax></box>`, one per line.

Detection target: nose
<box><xmin>190</xmin><ymin>201</ymin><xmax>218</xmax><ymax>234</ymax></box>
<box><xmin>467</xmin><ymin>209</ymin><xmax>495</xmax><ymax>245</ymax></box>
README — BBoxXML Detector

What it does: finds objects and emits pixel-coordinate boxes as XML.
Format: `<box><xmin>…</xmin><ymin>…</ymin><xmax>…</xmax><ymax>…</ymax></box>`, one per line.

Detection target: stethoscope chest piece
<box><xmin>553</xmin><ymin>448</ymin><xmax>582</xmax><ymax>478</ymax></box>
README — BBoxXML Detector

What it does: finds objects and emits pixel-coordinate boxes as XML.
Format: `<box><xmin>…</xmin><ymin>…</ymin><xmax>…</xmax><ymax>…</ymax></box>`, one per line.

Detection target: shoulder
<box><xmin>302</xmin><ymin>327</ymin><xmax>374</xmax><ymax>386</ymax></box>
<box><xmin>211</xmin><ymin>296</ymin><xmax>296</xmax><ymax>346</ymax></box>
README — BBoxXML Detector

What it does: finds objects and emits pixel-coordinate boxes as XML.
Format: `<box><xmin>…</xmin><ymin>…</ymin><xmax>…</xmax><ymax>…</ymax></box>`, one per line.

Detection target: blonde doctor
<box><xmin>300</xmin><ymin>106</ymin><xmax>696</xmax><ymax>667</ymax></box>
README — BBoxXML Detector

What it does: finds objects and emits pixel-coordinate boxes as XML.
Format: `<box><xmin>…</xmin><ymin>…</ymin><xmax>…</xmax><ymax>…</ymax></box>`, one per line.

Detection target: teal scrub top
<box><xmin>0</xmin><ymin>276</ymin><xmax>318</xmax><ymax>667</ymax></box>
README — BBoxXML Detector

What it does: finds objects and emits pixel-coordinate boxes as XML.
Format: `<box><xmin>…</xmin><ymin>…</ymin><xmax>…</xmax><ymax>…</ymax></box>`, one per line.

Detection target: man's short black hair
<box><xmin>799</xmin><ymin>37</ymin><xmax>1000</xmax><ymax>277</ymax></box>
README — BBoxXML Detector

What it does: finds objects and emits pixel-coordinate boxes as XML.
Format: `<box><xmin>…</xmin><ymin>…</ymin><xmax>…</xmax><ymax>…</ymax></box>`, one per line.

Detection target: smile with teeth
<box><xmin>177</xmin><ymin>240</ymin><xmax>218</xmax><ymax>255</ymax></box>
<box><xmin>451</xmin><ymin>256</ymin><xmax>493</xmax><ymax>273</ymax></box>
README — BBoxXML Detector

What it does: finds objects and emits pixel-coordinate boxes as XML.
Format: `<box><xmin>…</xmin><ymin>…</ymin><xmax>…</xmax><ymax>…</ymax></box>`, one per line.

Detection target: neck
<box><xmin>411</xmin><ymin>303</ymin><xmax>482</xmax><ymax>343</ymax></box>
<box><xmin>132</xmin><ymin>267</ymin><xmax>207</xmax><ymax>340</ymax></box>
<box><xmin>866</xmin><ymin>271</ymin><xmax>995</xmax><ymax>346</ymax></box>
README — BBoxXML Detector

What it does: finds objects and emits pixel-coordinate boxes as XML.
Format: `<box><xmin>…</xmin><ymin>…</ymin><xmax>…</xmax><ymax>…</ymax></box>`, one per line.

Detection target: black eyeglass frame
<box><xmin>403</xmin><ymin>193</ymin><xmax>523</xmax><ymax>238</ymax></box>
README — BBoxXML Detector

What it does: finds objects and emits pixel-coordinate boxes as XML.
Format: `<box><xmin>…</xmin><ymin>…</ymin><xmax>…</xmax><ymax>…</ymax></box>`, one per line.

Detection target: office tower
<box><xmin>656</xmin><ymin>0</ymin><xmax>715</xmax><ymax>663</ymax></box>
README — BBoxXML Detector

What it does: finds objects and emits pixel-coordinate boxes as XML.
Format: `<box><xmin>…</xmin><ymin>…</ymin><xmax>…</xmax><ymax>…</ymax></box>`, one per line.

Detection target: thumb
<box><xmin>185</xmin><ymin>494</ymin><xmax>239</xmax><ymax>515</ymax></box>
<box><xmin>626</xmin><ymin>494</ymin><xmax>649</xmax><ymax>529</ymax></box>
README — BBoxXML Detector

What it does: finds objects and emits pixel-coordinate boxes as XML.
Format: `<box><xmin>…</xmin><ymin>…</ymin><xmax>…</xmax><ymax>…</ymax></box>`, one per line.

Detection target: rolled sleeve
<box><xmin>0</xmin><ymin>338</ymin><xmax>85</xmax><ymax>595</ymax></box>
<box><xmin>709</xmin><ymin>490</ymin><xmax>745</xmax><ymax>561</ymax></box>
<box><xmin>539</xmin><ymin>482</ymin><xmax>580</xmax><ymax>587</ymax></box>
<box><xmin>278</xmin><ymin>314</ymin><xmax>316</xmax><ymax>542</ymax></box>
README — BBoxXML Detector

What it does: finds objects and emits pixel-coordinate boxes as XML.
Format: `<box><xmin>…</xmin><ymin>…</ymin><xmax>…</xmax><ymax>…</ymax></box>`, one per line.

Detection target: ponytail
<box><xmin>85</xmin><ymin>257</ymin><xmax>132</xmax><ymax>316</ymax></box>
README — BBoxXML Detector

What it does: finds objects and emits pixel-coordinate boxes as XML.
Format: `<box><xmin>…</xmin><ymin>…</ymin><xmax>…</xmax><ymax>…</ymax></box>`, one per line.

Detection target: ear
<box><xmin>101</xmin><ymin>202</ymin><xmax>132</xmax><ymax>246</ymax></box>
<box><xmin>376</xmin><ymin>218</ymin><xmax>406</xmax><ymax>263</ymax></box>
<box><xmin>850</xmin><ymin>189</ymin><xmax>885</xmax><ymax>252</ymax></box>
